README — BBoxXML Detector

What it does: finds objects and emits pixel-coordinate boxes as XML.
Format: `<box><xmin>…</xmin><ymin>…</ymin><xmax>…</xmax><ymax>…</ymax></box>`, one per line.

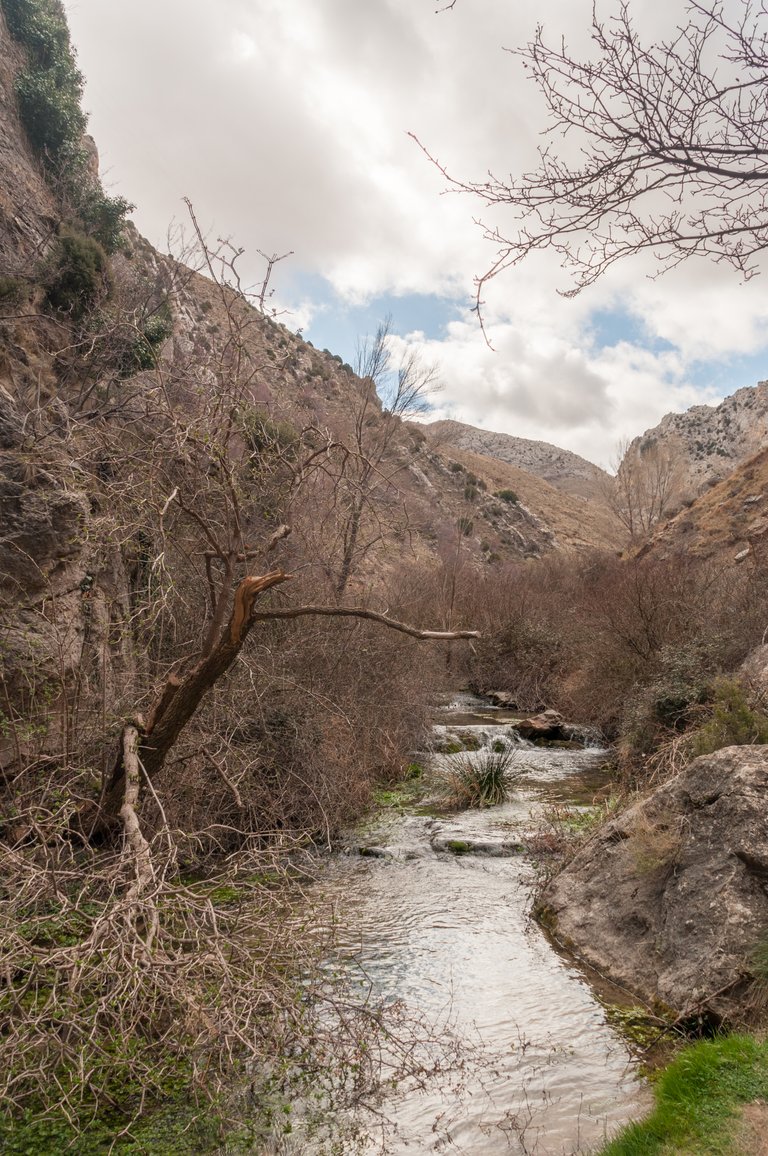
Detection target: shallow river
<box><xmin>280</xmin><ymin>695</ymin><xmax>648</xmax><ymax>1154</ymax></box>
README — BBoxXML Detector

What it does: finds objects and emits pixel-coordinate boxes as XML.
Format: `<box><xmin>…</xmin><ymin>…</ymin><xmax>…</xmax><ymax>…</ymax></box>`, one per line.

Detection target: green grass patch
<box><xmin>598</xmin><ymin>1034</ymin><xmax>768</xmax><ymax>1155</ymax></box>
<box><xmin>371</xmin><ymin>764</ymin><xmax>427</xmax><ymax>811</ymax></box>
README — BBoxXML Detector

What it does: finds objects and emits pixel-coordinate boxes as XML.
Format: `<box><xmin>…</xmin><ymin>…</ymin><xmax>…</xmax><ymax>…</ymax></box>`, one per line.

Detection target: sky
<box><xmin>62</xmin><ymin>0</ymin><xmax>768</xmax><ymax>468</ymax></box>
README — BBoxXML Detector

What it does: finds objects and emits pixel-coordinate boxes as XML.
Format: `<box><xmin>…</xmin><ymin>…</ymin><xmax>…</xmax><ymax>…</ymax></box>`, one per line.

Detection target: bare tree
<box><xmin>317</xmin><ymin>315</ymin><xmax>440</xmax><ymax>597</ymax></box>
<box><xmin>603</xmin><ymin>435</ymin><xmax>684</xmax><ymax>542</ymax></box>
<box><xmin>420</xmin><ymin>1</ymin><xmax>768</xmax><ymax>301</ymax></box>
<box><xmin>75</xmin><ymin>230</ymin><xmax>458</xmax><ymax>832</ymax></box>
<box><xmin>0</xmin><ymin>205</ymin><xmax>477</xmax><ymax>1137</ymax></box>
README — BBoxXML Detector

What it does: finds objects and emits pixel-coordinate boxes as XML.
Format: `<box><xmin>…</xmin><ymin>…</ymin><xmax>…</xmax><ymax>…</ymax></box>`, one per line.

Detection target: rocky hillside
<box><xmin>625</xmin><ymin>381</ymin><xmax>768</xmax><ymax>501</ymax></box>
<box><xmin>0</xmin><ymin>2</ymin><xmax>620</xmax><ymax>575</ymax></box>
<box><xmin>424</xmin><ymin>418</ymin><xmax>610</xmax><ymax>500</ymax></box>
<box><xmin>420</xmin><ymin>419</ymin><xmax>619</xmax><ymax>553</ymax></box>
<box><xmin>641</xmin><ymin>446</ymin><xmax>768</xmax><ymax>565</ymax></box>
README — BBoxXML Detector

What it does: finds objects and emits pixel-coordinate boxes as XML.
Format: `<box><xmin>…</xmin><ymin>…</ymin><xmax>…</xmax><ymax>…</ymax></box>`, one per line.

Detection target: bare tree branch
<box><xmin>421</xmin><ymin>0</ymin><xmax>768</xmax><ymax>303</ymax></box>
<box><xmin>253</xmin><ymin>604</ymin><xmax>479</xmax><ymax>640</ymax></box>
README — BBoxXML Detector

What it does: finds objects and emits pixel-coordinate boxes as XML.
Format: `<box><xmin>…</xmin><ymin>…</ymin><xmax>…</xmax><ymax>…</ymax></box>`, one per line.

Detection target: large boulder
<box><xmin>516</xmin><ymin>709</ymin><xmax>564</xmax><ymax>741</ymax></box>
<box><xmin>542</xmin><ymin>746</ymin><xmax>768</xmax><ymax>1023</ymax></box>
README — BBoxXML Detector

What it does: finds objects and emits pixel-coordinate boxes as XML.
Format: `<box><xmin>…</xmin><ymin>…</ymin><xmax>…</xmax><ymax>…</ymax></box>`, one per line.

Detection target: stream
<box><xmin>275</xmin><ymin>694</ymin><xmax>648</xmax><ymax>1154</ymax></box>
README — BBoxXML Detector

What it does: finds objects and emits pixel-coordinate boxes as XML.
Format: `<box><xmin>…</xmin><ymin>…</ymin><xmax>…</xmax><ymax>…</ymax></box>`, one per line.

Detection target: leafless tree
<box><xmin>324</xmin><ymin>315</ymin><xmax>440</xmax><ymax>596</ymax></box>
<box><xmin>0</xmin><ymin>206</ymin><xmax>476</xmax><ymax>1137</ymax></box>
<box><xmin>92</xmin><ymin>285</ymin><xmax>461</xmax><ymax>832</ymax></box>
<box><xmin>603</xmin><ymin>436</ymin><xmax>685</xmax><ymax>542</ymax></box>
<box><xmin>420</xmin><ymin>1</ymin><xmax>768</xmax><ymax>303</ymax></box>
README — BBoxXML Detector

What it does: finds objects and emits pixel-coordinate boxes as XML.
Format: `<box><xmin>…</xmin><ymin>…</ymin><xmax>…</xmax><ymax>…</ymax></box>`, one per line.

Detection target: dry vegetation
<box><xmin>0</xmin><ymin>199</ymin><xmax>472</xmax><ymax>1147</ymax></box>
<box><xmin>425</xmin><ymin>549</ymin><xmax>768</xmax><ymax>783</ymax></box>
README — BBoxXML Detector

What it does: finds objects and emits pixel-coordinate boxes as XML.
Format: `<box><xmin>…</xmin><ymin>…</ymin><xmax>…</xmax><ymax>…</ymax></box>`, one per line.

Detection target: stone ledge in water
<box><xmin>431</xmin><ymin>835</ymin><xmax>526</xmax><ymax>856</ymax></box>
<box><xmin>542</xmin><ymin>745</ymin><xmax>768</xmax><ymax>1024</ymax></box>
<box><xmin>356</xmin><ymin>845</ymin><xmax>390</xmax><ymax>859</ymax></box>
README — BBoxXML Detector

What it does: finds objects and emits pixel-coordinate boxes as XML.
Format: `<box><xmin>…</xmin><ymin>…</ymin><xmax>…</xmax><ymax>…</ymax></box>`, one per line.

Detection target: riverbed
<box><xmin>277</xmin><ymin>695</ymin><xmax>648</xmax><ymax>1154</ymax></box>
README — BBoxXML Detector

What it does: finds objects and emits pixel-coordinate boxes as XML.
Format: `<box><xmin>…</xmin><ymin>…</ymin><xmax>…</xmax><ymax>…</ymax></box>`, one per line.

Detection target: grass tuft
<box><xmin>440</xmin><ymin>747</ymin><xmax>520</xmax><ymax>809</ymax></box>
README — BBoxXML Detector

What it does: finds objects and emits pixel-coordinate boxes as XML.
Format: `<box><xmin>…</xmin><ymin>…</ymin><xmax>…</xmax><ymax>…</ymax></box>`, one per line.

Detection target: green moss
<box><xmin>371</xmin><ymin>766</ymin><xmax>428</xmax><ymax>811</ymax></box>
<box><xmin>0</xmin><ymin>1084</ymin><xmax>254</xmax><ymax>1154</ymax></box>
<box><xmin>446</xmin><ymin>840</ymin><xmax>471</xmax><ymax>854</ymax></box>
<box><xmin>605</xmin><ymin>1004</ymin><xmax>667</xmax><ymax>1051</ymax></box>
<box><xmin>598</xmin><ymin>1035</ymin><xmax>768</xmax><ymax>1155</ymax></box>
<box><xmin>371</xmin><ymin>787</ymin><xmax>410</xmax><ymax>808</ymax></box>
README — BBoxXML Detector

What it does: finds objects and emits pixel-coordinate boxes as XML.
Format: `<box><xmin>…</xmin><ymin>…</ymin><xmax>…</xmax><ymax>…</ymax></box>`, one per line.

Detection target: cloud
<box><xmin>62</xmin><ymin>0</ymin><xmax>768</xmax><ymax>468</ymax></box>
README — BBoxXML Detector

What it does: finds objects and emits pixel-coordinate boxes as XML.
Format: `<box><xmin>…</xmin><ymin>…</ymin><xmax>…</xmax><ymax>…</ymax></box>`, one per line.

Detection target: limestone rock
<box><xmin>543</xmin><ymin>745</ymin><xmax>768</xmax><ymax>1022</ymax></box>
<box><xmin>516</xmin><ymin>709</ymin><xmax>564</xmax><ymax>741</ymax></box>
<box><xmin>738</xmin><ymin>645</ymin><xmax>768</xmax><ymax>697</ymax></box>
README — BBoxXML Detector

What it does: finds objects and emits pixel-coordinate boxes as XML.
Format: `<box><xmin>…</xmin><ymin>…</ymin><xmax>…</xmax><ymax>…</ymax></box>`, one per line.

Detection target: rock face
<box><xmin>625</xmin><ymin>382</ymin><xmax>768</xmax><ymax>503</ymax></box>
<box><xmin>641</xmin><ymin>445</ymin><xmax>768</xmax><ymax>563</ymax></box>
<box><xmin>543</xmin><ymin>746</ymin><xmax>768</xmax><ymax>1022</ymax></box>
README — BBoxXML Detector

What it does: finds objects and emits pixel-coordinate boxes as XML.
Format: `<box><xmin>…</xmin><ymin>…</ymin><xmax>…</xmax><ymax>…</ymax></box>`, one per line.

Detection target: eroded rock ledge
<box><xmin>542</xmin><ymin>745</ymin><xmax>768</xmax><ymax>1023</ymax></box>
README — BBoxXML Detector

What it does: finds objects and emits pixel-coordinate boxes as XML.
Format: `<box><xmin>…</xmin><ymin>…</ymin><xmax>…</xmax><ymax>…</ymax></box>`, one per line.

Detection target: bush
<box><xmin>119</xmin><ymin>308</ymin><xmax>173</xmax><ymax>374</ymax></box>
<box><xmin>3</xmin><ymin>0</ymin><xmax>132</xmax><ymax>251</ymax></box>
<box><xmin>240</xmin><ymin>407</ymin><xmax>298</xmax><ymax>458</ymax></box>
<box><xmin>689</xmin><ymin>678</ymin><xmax>768</xmax><ymax>757</ymax></box>
<box><xmin>14</xmin><ymin>63</ymin><xmax>86</xmax><ymax>161</ymax></box>
<box><xmin>43</xmin><ymin>228</ymin><xmax>108</xmax><ymax>319</ymax></box>
<box><xmin>495</xmin><ymin>489</ymin><xmax>519</xmax><ymax>504</ymax></box>
<box><xmin>0</xmin><ymin>276</ymin><xmax>24</xmax><ymax>305</ymax></box>
<box><xmin>1</xmin><ymin>0</ymin><xmax>69</xmax><ymax>65</ymax></box>
<box><xmin>73</xmin><ymin>179</ymin><xmax>133</xmax><ymax>254</ymax></box>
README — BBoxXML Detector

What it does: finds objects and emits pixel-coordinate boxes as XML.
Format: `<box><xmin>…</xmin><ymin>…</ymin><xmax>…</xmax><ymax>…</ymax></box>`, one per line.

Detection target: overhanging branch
<box><xmin>253</xmin><ymin>605</ymin><xmax>479</xmax><ymax>640</ymax></box>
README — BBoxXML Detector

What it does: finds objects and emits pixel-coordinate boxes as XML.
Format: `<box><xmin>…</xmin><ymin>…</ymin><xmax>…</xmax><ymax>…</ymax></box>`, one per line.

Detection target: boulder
<box><xmin>486</xmin><ymin>690</ymin><xmax>518</xmax><ymax>708</ymax></box>
<box><xmin>516</xmin><ymin>709</ymin><xmax>564</xmax><ymax>741</ymax></box>
<box><xmin>542</xmin><ymin>745</ymin><xmax>768</xmax><ymax>1023</ymax></box>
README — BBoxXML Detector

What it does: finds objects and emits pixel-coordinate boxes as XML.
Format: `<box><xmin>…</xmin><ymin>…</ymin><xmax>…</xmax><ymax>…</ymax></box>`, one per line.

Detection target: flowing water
<box><xmin>279</xmin><ymin>695</ymin><xmax>648</xmax><ymax>1154</ymax></box>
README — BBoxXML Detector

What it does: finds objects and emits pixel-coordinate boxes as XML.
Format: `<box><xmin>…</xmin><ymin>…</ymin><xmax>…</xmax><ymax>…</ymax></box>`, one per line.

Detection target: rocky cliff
<box><xmin>625</xmin><ymin>381</ymin><xmax>768</xmax><ymax>501</ymax></box>
<box><xmin>641</xmin><ymin>446</ymin><xmax>768</xmax><ymax>565</ymax></box>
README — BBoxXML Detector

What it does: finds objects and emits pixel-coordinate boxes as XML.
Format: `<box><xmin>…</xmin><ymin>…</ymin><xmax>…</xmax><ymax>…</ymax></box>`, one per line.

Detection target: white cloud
<box><xmin>62</xmin><ymin>0</ymin><xmax>768</xmax><ymax>467</ymax></box>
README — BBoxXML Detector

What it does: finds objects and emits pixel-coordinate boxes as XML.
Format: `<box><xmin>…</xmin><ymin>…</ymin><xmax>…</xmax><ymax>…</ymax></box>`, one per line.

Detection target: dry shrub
<box><xmin>440</xmin><ymin>551</ymin><xmax>768</xmax><ymax>778</ymax></box>
<box><xmin>629</xmin><ymin>808</ymin><xmax>684</xmax><ymax>875</ymax></box>
<box><xmin>155</xmin><ymin>603</ymin><xmax>444</xmax><ymax>850</ymax></box>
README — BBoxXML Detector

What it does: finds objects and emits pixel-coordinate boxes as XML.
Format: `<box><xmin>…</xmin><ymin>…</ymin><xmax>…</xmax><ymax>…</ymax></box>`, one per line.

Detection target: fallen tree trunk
<box><xmin>95</xmin><ymin>570</ymin><xmax>478</xmax><ymax>834</ymax></box>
